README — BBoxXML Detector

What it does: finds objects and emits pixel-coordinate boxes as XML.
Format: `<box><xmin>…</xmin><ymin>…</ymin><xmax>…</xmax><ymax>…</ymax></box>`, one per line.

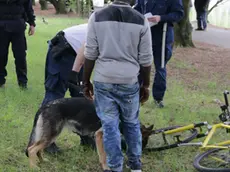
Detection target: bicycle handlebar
<box><xmin>223</xmin><ymin>90</ymin><xmax>229</xmax><ymax>108</ymax></box>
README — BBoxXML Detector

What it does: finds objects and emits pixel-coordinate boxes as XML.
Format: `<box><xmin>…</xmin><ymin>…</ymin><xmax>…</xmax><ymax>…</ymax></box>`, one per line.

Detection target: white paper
<box><xmin>144</xmin><ymin>12</ymin><xmax>158</xmax><ymax>27</ymax></box>
<box><xmin>92</xmin><ymin>0</ymin><xmax>104</xmax><ymax>7</ymax></box>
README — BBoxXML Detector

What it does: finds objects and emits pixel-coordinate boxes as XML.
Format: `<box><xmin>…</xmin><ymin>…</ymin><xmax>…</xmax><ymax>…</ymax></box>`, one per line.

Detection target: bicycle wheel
<box><xmin>193</xmin><ymin>147</ymin><xmax>230</xmax><ymax>171</ymax></box>
<box><xmin>144</xmin><ymin>125</ymin><xmax>198</xmax><ymax>151</ymax></box>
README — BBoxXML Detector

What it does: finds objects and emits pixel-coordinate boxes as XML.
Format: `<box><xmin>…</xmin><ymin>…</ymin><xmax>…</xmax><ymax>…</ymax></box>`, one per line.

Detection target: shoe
<box><xmin>195</xmin><ymin>28</ymin><xmax>204</xmax><ymax>31</ymax></box>
<box><xmin>44</xmin><ymin>142</ymin><xmax>61</xmax><ymax>154</ymax></box>
<box><xmin>154</xmin><ymin>100</ymin><xmax>164</xmax><ymax>108</ymax></box>
<box><xmin>19</xmin><ymin>83</ymin><xmax>28</xmax><ymax>90</ymax></box>
<box><xmin>126</xmin><ymin>162</ymin><xmax>142</xmax><ymax>172</ymax></box>
<box><xmin>0</xmin><ymin>84</ymin><xmax>5</xmax><ymax>88</ymax></box>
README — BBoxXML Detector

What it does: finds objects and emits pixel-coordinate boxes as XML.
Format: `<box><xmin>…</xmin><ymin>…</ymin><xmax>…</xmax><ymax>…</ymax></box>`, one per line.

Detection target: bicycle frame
<box><xmin>162</xmin><ymin>90</ymin><xmax>230</xmax><ymax>151</ymax></box>
<box><xmin>162</xmin><ymin>121</ymin><xmax>230</xmax><ymax>150</ymax></box>
<box><xmin>201</xmin><ymin>122</ymin><xmax>230</xmax><ymax>150</ymax></box>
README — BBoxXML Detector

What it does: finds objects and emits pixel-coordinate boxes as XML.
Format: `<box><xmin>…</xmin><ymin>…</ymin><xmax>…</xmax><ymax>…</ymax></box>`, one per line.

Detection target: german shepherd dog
<box><xmin>25</xmin><ymin>97</ymin><xmax>153</xmax><ymax>170</ymax></box>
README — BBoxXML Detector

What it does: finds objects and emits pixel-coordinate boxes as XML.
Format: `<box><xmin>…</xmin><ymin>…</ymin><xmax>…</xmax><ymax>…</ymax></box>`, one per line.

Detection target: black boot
<box><xmin>44</xmin><ymin>142</ymin><xmax>61</xmax><ymax>154</ymax></box>
<box><xmin>19</xmin><ymin>82</ymin><xmax>27</xmax><ymax>90</ymax></box>
<box><xmin>196</xmin><ymin>20</ymin><xmax>204</xmax><ymax>31</ymax></box>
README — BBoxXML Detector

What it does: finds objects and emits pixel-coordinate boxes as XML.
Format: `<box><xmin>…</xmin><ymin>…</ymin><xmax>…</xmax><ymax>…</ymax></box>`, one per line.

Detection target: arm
<box><xmin>133</xmin><ymin>0</ymin><xmax>142</xmax><ymax>13</ymax></box>
<box><xmin>72</xmin><ymin>43</ymin><xmax>86</xmax><ymax>73</ymax></box>
<box><xmin>24</xmin><ymin>0</ymin><xmax>36</xmax><ymax>27</ymax></box>
<box><xmin>160</xmin><ymin>0</ymin><xmax>184</xmax><ymax>23</ymax></box>
<box><xmin>138</xmin><ymin>18</ymin><xmax>153</xmax><ymax>88</ymax></box>
<box><xmin>83</xmin><ymin>13</ymin><xmax>99</xmax><ymax>85</ymax></box>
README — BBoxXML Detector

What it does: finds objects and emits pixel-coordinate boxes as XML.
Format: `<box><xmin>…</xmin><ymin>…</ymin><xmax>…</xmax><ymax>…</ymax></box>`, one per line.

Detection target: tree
<box><xmin>208</xmin><ymin>0</ymin><xmax>229</xmax><ymax>15</ymax></box>
<box><xmin>39</xmin><ymin>0</ymin><xmax>48</xmax><ymax>10</ymax></box>
<box><xmin>47</xmin><ymin>0</ymin><xmax>67</xmax><ymax>14</ymax></box>
<box><xmin>174</xmin><ymin>0</ymin><xmax>194</xmax><ymax>47</ymax></box>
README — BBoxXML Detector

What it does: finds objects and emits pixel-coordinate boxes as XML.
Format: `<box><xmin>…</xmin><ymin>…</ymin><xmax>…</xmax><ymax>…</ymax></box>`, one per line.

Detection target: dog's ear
<box><xmin>146</xmin><ymin>124</ymin><xmax>154</xmax><ymax>131</ymax></box>
<box><xmin>140</xmin><ymin>123</ymin><xmax>146</xmax><ymax>130</ymax></box>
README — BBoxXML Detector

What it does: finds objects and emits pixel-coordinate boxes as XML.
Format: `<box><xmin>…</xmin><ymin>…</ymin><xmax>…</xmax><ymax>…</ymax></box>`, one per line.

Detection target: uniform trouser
<box><xmin>152</xmin><ymin>43</ymin><xmax>173</xmax><ymax>101</ymax></box>
<box><xmin>194</xmin><ymin>0</ymin><xmax>209</xmax><ymax>29</ymax></box>
<box><xmin>41</xmin><ymin>42</ymin><xmax>94</xmax><ymax>146</ymax></box>
<box><xmin>195</xmin><ymin>10</ymin><xmax>207</xmax><ymax>29</ymax></box>
<box><xmin>0</xmin><ymin>27</ymin><xmax>27</xmax><ymax>85</ymax></box>
<box><xmin>41</xmin><ymin>43</ymin><xmax>83</xmax><ymax>106</ymax></box>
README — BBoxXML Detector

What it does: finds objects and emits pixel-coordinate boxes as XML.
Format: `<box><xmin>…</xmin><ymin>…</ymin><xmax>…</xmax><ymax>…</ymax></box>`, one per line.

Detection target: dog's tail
<box><xmin>25</xmin><ymin>107</ymin><xmax>43</xmax><ymax>157</ymax></box>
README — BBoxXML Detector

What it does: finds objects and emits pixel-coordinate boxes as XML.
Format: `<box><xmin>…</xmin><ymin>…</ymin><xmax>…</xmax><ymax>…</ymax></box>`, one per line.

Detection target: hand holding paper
<box><xmin>144</xmin><ymin>13</ymin><xmax>160</xmax><ymax>27</ymax></box>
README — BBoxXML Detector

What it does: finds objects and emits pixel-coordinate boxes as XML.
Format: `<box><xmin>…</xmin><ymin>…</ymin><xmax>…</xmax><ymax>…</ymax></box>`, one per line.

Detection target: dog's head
<box><xmin>141</xmin><ymin>124</ymin><xmax>154</xmax><ymax>149</ymax></box>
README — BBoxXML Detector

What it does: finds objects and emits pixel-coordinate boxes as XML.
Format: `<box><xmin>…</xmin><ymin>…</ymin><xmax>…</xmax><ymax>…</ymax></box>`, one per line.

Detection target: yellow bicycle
<box><xmin>145</xmin><ymin>90</ymin><xmax>230</xmax><ymax>171</ymax></box>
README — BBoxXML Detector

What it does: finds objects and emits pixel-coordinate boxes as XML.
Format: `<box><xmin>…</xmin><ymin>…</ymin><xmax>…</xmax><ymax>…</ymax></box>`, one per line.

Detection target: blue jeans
<box><xmin>94</xmin><ymin>81</ymin><xmax>142</xmax><ymax>172</ymax></box>
<box><xmin>152</xmin><ymin>43</ymin><xmax>173</xmax><ymax>101</ymax></box>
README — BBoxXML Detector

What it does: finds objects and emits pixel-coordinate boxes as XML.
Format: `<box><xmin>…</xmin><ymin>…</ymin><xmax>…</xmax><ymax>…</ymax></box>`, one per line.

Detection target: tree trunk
<box><xmin>48</xmin><ymin>0</ymin><xmax>67</xmax><ymax>14</ymax></box>
<box><xmin>39</xmin><ymin>0</ymin><xmax>48</xmax><ymax>10</ymax></box>
<box><xmin>57</xmin><ymin>0</ymin><xmax>67</xmax><ymax>14</ymax></box>
<box><xmin>76</xmin><ymin>0</ymin><xmax>81</xmax><ymax>15</ymax></box>
<box><xmin>174</xmin><ymin>0</ymin><xmax>194</xmax><ymax>47</ymax></box>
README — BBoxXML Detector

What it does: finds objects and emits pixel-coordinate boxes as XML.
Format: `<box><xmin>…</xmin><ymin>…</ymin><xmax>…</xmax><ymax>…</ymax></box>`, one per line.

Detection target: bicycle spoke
<box><xmin>200</xmin><ymin>150</ymin><xmax>230</xmax><ymax>169</ymax></box>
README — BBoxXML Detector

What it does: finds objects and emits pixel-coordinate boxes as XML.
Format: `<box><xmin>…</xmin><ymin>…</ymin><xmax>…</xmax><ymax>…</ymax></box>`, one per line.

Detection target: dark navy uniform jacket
<box><xmin>0</xmin><ymin>0</ymin><xmax>36</xmax><ymax>32</ymax></box>
<box><xmin>134</xmin><ymin>0</ymin><xmax>184</xmax><ymax>45</ymax></box>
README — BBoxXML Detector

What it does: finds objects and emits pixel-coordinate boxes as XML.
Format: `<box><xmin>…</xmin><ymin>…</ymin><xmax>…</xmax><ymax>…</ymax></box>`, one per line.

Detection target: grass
<box><xmin>0</xmin><ymin>16</ymin><xmax>229</xmax><ymax>172</ymax></box>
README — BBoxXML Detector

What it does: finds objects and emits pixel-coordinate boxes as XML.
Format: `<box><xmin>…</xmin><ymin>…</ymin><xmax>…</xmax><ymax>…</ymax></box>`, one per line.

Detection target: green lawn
<box><xmin>0</xmin><ymin>17</ymin><xmax>228</xmax><ymax>172</ymax></box>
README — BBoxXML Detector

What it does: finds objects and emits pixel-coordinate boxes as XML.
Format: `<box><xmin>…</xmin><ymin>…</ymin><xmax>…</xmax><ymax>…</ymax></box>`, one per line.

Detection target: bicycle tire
<box><xmin>193</xmin><ymin>148</ymin><xmax>230</xmax><ymax>172</ymax></box>
<box><xmin>144</xmin><ymin>125</ymin><xmax>198</xmax><ymax>152</ymax></box>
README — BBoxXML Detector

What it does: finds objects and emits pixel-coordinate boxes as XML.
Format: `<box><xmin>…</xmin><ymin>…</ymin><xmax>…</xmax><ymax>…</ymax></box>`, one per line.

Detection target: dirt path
<box><xmin>192</xmin><ymin>23</ymin><xmax>230</xmax><ymax>49</ymax></box>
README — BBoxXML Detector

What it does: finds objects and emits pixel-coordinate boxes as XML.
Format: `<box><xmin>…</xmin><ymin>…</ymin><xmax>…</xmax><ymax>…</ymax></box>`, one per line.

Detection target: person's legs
<box><xmin>67</xmin><ymin>59</ymin><xmax>96</xmax><ymax>148</ymax></box>
<box><xmin>202</xmin><ymin>11</ymin><xmax>207</xmax><ymax>30</ymax></box>
<box><xmin>11</xmin><ymin>30</ymin><xmax>28</xmax><ymax>88</ymax></box>
<box><xmin>94</xmin><ymin>81</ymin><xmax>123</xmax><ymax>172</ymax></box>
<box><xmin>0</xmin><ymin>28</ymin><xmax>10</xmax><ymax>86</ymax></box>
<box><xmin>152</xmin><ymin>44</ymin><xmax>172</xmax><ymax>107</ymax></box>
<box><xmin>41</xmin><ymin>44</ymin><xmax>67</xmax><ymax>106</ymax></box>
<box><xmin>117</xmin><ymin>82</ymin><xmax>142</xmax><ymax>171</ymax></box>
<box><xmin>41</xmin><ymin>44</ymin><xmax>69</xmax><ymax>153</ymax></box>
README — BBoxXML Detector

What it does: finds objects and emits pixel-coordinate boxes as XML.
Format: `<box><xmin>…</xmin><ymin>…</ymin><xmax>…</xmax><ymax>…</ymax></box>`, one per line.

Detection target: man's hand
<box><xmin>83</xmin><ymin>82</ymin><xmax>94</xmax><ymax>100</ymax></box>
<box><xmin>140</xmin><ymin>86</ymin><xmax>150</xmax><ymax>104</ymax></box>
<box><xmin>28</xmin><ymin>25</ymin><xmax>35</xmax><ymax>36</ymax></box>
<box><xmin>147</xmin><ymin>15</ymin><xmax>161</xmax><ymax>23</ymax></box>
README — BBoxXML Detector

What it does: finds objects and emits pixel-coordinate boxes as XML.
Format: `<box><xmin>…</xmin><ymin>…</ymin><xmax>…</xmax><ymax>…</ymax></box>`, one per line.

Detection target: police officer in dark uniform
<box><xmin>194</xmin><ymin>0</ymin><xmax>210</xmax><ymax>31</ymax></box>
<box><xmin>40</xmin><ymin>24</ymin><xmax>95</xmax><ymax>153</ymax></box>
<box><xmin>134</xmin><ymin>0</ymin><xmax>184</xmax><ymax>108</ymax></box>
<box><xmin>0</xmin><ymin>0</ymin><xmax>35</xmax><ymax>89</ymax></box>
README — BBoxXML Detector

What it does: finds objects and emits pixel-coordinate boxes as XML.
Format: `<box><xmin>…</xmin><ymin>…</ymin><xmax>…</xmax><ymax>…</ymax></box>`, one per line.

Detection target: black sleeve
<box><xmin>24</xmin><ymin>0</ymin><xmax>36</xmax><ymax>26</ymax></box>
